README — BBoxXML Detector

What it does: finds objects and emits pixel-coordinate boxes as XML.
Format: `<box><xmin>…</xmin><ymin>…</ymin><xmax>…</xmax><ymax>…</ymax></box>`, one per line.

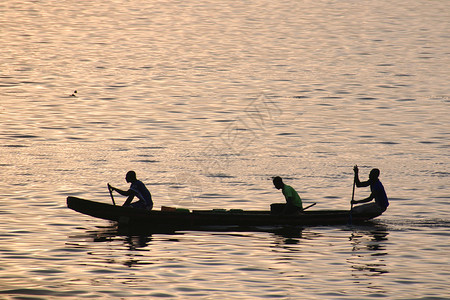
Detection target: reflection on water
<box><xmin>350</xmin><ymin>225</ymin><xmax>389</xmax><ymax>252</ymax></box>
<box><xmin>2</xmin><ymin>218</ymin><xmax>448</xmax><ymax>299</ymax></box>
<box><xmin>270</xmin><ymin>226</ymin><xmax>306</xmax><ymax>245</ymax></box>
<box><xmin>78</xmin><ymin>224</ymin><xmax>392</xmax><ymax>280</ymax></box>
<box><xmin>349</xmin><ymin>225</ymin><xmax>389</xmax><ymax>277</ymax></box>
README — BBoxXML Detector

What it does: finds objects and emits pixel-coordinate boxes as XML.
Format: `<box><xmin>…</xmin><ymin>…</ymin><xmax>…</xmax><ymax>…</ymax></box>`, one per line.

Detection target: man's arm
<box><xmin>352</xmin><ymin>193</ymin><xmax>374</xmax><ymax>205</ymax></box>
<box><xmin>282</xmin><ymin>196</ymin><xmax>294</xmax><ymax>214</ymax></box>
<box><xmin>110</xmin><ymin>186</ymin><xmax>131</xmax><ymax>196</ymax></box>
<box><xmin>122</xmin><ymin>194</ymin><xmax>135</xmax><ymax>206</ymax></box>
<box><xmin>109</xmin><ymin>186</ymin><xmax>136</xmax><ymax>206</ymax></box>
<box><xmin>354</xmin><ymin>165</ymin><xmax>370</xmax><ymax>187</ymax></box>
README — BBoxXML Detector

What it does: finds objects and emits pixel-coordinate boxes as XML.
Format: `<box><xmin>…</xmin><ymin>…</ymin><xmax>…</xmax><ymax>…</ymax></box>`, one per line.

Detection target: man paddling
<box><xmin>273</xmin><ymin>176</ymin><xmax>303</xmax><ymax>214</ymax></box>
<box><xmin>108</xmin><ymin>171</ymin><xmax>153</xmax><ymax>210</ymax></box>
<box><xmin>351</xmin><ymin>166</ymin><xmax>389</xmax><ymax>214</ymax></box>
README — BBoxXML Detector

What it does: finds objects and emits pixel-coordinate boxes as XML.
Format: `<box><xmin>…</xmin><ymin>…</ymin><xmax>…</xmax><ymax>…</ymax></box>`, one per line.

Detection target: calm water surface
<box><xmin>1</xmin><ymin>0</ymin><xmax>449</xmax><ymax>299</ymax></box>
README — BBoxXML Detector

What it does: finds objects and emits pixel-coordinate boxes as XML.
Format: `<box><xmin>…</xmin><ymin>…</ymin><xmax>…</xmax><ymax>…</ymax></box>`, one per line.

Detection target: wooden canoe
<box><xmin>67</xmin><ymin>197</ymin><xmax>382</xmax><ymax>228</ymax></box>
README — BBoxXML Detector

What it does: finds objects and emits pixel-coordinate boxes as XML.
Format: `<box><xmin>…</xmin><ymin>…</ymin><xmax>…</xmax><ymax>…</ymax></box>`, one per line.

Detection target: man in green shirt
<box><xmin>273</xmin><ymin>176</ymin><xmax>303</xmax><ymax>214</ymax></box>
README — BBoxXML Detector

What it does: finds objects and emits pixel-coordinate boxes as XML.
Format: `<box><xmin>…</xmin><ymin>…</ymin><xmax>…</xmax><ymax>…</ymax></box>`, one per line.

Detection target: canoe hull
<box><xmin>67</xmin><ymin>197</ymin><xmax>382</xmax><ymax>228</ymax></box>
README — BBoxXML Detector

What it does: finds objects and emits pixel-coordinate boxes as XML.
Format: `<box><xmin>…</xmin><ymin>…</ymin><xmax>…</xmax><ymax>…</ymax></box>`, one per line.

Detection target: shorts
<box><xmin>127</xmin><ymin>201</ymin><xmax>153</xmax><ymax>211</ymax></box>
<box><xmin>353</xmin><ymin>202</ymin><xmax>386</xmax><ymax>215</ymax></box>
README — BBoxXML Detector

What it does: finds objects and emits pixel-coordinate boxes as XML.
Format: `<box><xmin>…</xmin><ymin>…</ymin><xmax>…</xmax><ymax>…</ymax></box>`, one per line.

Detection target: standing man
<box><xmin>108</xmin><ymin>171</ymin><xmax>153</xmax><ymax>210</ymax></box>
<box><xmin>351</xmin><ymin>166</ymin><xmax>389</xmax><ymax>214</ymax></box>
<box><xmin>273</xmin><ymin>176</ymin><xmax>303</xmax><ymax>214</ymax></box>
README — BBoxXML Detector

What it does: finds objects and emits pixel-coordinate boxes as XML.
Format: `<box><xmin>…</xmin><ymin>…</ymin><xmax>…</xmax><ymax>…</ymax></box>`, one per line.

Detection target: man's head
<box><xmin>126</xmin><ymin>170</ymin><xmax>137</xmax><ymax>183</ymax></box>
<box><xmin>369</xmin><ymin>168</ymin><xmax>380</xmax><ymax>180</ymax></box>
<box><xmin>273</xmin><ymin>176</ymin><xmax>284</xmax><ymax>190</ymax></box>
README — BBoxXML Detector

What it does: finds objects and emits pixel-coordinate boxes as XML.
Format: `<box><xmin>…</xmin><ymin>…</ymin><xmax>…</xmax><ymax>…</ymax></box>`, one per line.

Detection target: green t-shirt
<box><xmin>282</xmin><ymin>184</ymin><xmax>303</xmax><ymax>209</ymax></box>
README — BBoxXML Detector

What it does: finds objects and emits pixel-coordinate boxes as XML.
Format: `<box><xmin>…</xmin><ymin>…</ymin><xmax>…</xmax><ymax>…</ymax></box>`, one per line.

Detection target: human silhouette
<box><xmin>351</xmin><ymin>166</ymin><xmax>389</xmax><ymax>214</ymax></box>
<box><xmin>273</xmin><ymin>176</ymin><xmax>303</xmax><ymax>214</ymax></box>
<box><xmin>108</xmin><ymin>171</ymin><xmax>153</xmax><ymax>210</ymax></box>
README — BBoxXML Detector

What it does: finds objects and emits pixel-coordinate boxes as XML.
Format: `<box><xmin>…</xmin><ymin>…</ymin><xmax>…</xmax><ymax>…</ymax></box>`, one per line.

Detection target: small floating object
<box><xmin>70</xmin><ymin>90</ymin><xmax>77</xmax><ymax>97</ymax></box>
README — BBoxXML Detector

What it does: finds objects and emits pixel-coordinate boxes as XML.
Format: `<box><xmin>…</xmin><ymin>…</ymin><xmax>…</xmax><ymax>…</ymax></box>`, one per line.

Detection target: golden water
<box><xmin>0</xmin><ymin>0</ymin><xmax>449</xmax><ymax>298</ymax></box>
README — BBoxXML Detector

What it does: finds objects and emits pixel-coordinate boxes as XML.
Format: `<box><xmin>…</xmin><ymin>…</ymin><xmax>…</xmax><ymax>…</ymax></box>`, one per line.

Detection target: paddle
<box><xmin>303</xmin><ymin>202</ymin><xmax>316</xmax><ymax>211</ymax></box>
<box><xmin>349</xmin><ymin>174</ymin><xmax>356</xmax><ymax>224</ymax></box>
<box><xmin>107</xmin><ymin>183</ymin><xmax>116</xmax><ymax>206</ymax></box>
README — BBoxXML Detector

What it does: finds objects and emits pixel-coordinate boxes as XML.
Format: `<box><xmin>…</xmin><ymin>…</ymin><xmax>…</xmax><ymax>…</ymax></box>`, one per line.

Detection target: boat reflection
<box><xmin>348</xmin><ymin>223</ymin><xmax>390</xmax><ymax>277</ymax></box>
<box><xmin>68</xmin><ymin>221</ymin><xmax>390</xmax><ymax>272</ymax></box>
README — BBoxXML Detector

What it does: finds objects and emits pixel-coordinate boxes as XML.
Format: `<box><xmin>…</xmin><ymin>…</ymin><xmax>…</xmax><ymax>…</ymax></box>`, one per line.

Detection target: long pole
<box><xmin>303</xmin><ymin>202</ymin><xmax>317</xmax><ymax>211</ymax></box>
<box><xmin>107</xmin><ymin>183</ymin><xmax>116</xmax><ymax>206</ymax></box>
<box><xmin>349</xmin><ymin>176</ymin><xmax>356</xmax><ymax>224</ymax></box>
